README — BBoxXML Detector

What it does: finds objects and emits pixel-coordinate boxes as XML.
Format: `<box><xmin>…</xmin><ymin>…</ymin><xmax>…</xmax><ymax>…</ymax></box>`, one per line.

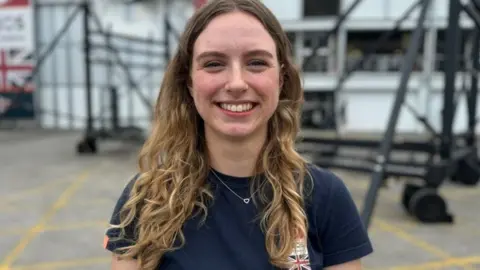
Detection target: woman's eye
<box><xmin>204</xmin><ymin>61</ymin><xmax>222</xmax><ymax>68</ymax></box>
<box><xmin>249</xmin><ymin>60</ymin><xmax>267</xmax><ymax>66</ymax></box>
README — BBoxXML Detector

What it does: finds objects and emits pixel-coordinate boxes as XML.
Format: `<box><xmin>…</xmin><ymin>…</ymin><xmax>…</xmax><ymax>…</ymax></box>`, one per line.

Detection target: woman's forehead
<box><xmin>192</xmin><ymin>11</ymin><xmax>276</xmax><ymax>56</ymax></box>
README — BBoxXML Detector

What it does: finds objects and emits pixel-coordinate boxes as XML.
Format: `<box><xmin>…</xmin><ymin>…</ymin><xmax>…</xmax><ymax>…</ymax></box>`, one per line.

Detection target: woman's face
<box><xmin>190</xmin><ymin>11</ymin><xmax>282</xmax><ymax>140</ymax></box>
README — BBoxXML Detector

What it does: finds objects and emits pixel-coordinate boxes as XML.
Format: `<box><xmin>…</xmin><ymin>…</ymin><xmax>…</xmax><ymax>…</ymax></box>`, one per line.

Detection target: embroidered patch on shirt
<box><xmin>288</xmin><ymin>239</ymin><xmax>311</xmax><ymax>269</ymax></box>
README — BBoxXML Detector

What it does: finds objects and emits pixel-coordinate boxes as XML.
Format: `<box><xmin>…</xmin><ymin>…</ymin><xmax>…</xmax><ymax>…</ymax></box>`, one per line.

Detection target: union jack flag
<box><xmin>288</xmin><ymin>239</ymin><xmax>311</xmax><ymax>270</ymax></box>
<box><xmin>0</xmin><ymin>48</ymin><xmax>34</xmax><ymax>92</ymax></box>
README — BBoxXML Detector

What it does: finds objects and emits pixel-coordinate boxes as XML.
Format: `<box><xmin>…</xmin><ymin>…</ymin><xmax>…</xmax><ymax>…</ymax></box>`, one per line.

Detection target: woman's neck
<box><xmin>205</xmin><ymin>128</ymin><xmax>267</xmax><ymax>177</ymax></box>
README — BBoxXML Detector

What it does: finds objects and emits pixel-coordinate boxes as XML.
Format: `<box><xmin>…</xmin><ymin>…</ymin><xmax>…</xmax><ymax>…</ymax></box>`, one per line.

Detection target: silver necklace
<box><xmin>211</xmin><ymin>170</ymin><xmax>259</xmax><ymax>204</ymax></box>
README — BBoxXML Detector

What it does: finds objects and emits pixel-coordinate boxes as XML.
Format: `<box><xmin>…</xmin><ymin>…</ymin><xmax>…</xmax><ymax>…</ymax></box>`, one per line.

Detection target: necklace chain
<box><xmin>211</xmin><ymin>170</ymin><xmax>258</xmax><ymax>204</ymax></box>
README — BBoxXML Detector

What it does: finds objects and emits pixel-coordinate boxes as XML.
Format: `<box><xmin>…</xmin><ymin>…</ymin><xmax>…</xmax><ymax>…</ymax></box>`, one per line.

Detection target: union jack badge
<box><xmin>288</xmin><ymin>239</ymin><xmax>311</xmax><ymax>270</ymax></box>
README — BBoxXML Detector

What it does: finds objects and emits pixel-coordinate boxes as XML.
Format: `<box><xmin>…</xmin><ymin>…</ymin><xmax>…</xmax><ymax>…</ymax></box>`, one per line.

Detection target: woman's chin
<box><xmin>220</xmin><ymin>126</ymin><xmax>255</xmax><ymax>138</ymax></box>
<box><xmin>209</xmin><ymin>123</ymin><xmax>260</xmax><ymax>140</ymax></box>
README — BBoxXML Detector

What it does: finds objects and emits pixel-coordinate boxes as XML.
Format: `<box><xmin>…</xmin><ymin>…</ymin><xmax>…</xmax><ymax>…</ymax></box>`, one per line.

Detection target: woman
<box><xmin>104</xmin><ymin>0</ymin><xmax>374</xmax><ymax>269</ymax></box>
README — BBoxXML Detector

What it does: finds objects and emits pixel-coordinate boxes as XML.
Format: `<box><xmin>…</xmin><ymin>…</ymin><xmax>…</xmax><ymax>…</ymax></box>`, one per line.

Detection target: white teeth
<box><xmin>219</xmin><ymin>103</ymin><xmax>254</xmax><ymax>112</ymax></box>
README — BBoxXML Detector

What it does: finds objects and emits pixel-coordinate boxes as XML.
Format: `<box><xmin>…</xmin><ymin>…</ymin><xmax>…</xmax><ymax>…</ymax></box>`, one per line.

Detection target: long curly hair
<box><xmin>112</xmin><ymin>0</ymin><xmax>311</xmax><ymax>269</ymax></box>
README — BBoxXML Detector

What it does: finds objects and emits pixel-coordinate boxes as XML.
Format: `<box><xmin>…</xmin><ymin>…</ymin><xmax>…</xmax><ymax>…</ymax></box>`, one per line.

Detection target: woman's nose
<box><xmin>226</xmin><ymin>64</ymin><xmax>248</xmax><ymax>92</ymax></box>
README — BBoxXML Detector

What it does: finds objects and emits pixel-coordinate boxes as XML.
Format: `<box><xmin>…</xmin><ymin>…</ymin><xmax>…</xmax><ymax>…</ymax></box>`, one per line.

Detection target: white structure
<box><xmin>33</xmin><ymin>0</ymin><xmax>480</xmax><ymax>134</ymax></box>
<box><xmin>34</xmin><ymin>0</ymin><xmax>193</xmax><ymax>130</ymax></box>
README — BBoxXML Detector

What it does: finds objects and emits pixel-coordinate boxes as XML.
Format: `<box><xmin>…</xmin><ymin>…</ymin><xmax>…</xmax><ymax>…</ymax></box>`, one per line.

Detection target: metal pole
<box><xmin>333</xmin><ymin>0</ymin><xmax>421</xmax><ymax>94</ymax></box>
<box><xmin>440</xmin><ymin>0</ymin><xmax>461</xmax><ymax>161</ymax></box>
<box><xmin>302</xmin><ymin>0</ymin><xmax>364</xmax><ymax>70</ymax></box>
<box><xmin>361</xmin><ymin>0</ymin><xmax>431</xmax><ymax>229</ymax></box>
<box><xmin>88</xmin><ymin>10</ymin><xmax>153</xmax><ymax>111</ymax></box>
<box><xmin>459</xmin><ymin>0</ymin><xmax>480</xmax><ymax>29</ymax></box>
<box><xmin>467</xmin><ymin>28</ymin><xmax>479</xmax><ymax>146</ymax></box>
<box><xmin>83</xmin><ymin>1</ymin><xmax>93</xmax><ymax>134</ymax></box>
<box><xmin>164</xmin><ymin>0</ymin><xmax>172</xmax><ymax>63</ymax></box>
<box><xmin>106</xmin><ymin>26</ymin><xmax>113</xmax><ymax>130</ymax></box>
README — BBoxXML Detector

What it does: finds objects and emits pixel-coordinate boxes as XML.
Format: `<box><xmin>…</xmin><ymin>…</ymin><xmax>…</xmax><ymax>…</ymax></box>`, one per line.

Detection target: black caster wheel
<box><xmin>451</xmin><ymin>159</ymin><xmax>479</xmax><ymax>186</ymax></box>
<box><xmin>76</xmin><ymin>136</ymin><xmax>97</xmax><ymax>154</ymax></box>
<box><xmin>424</xmin><ymin>163</ymin><xmax>447</xmax><ymax>188</ymax></box>
<box><xmin>401</xmin><ymin>183</ymin><xmax>421</xmax><ymax>213</ymax></box>
<box><xmin>408</xmin><ymin>187</ymin><xmax>454</xmax><ymax>224</ymax></box>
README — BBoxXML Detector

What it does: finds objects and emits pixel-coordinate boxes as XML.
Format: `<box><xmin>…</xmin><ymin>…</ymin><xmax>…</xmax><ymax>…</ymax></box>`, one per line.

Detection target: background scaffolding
<box><xmin>1</xmin><ymin>0</ymin><xmax>480</xmax><ymax>269</ymax></box>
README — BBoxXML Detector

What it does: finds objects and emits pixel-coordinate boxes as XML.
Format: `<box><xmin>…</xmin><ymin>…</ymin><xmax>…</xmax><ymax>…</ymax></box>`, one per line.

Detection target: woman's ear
<box><xmin>187</xmin><ymin>78</ymin><xmax>193</xmax><ymax>96</ymax></box>
<box><xmin>279</xmin><ymin>64</ymin><xmax>285</xmax><ymax>89</ymax></box>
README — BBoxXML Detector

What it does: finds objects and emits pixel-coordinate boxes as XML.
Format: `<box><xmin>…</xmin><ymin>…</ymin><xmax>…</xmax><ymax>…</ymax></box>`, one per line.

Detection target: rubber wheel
<box><xmin>451</xmin><ymin>159</ymin><xmax>479</xmax><ymax>186</ymax></box>
<box><xmin>401</xmin><ymin>183</ymin><xmax>421</xmax><ymax>213</ymax></box>
<box><xmin>76</xmin><ymin>137</ymin><xmax>97</xmax><ymax>154</ymax></box>
<box><xmin>408</xmin><ymin>188</ymin><xmax>453</xmax><ymax>223</ymax></box>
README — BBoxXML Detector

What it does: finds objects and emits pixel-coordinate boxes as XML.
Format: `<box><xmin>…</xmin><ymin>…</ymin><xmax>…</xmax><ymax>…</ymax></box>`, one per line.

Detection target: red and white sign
<box><xmin>0</xmin><ymin>0</ymin><xmax>29</xmax><ymax>7</ymax></box>
<box><xmin>0</xmin><ymin>0</ymin><xmax>34</xmax><ymax>92</ymax></box>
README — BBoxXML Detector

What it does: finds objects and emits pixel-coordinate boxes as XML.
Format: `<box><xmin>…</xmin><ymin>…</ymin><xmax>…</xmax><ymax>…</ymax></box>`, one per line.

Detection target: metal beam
<box><xmin>440</xmin><ymin>0</ymin><xmax>461</xmax><ymax>161</ymax></box>
<box><xmin>301</xmin><ymin>0</ymin><xmax>364</xmax><ymax>70</ymax></box>
<box><xmin>332</xmin><ymin>0</ymin><xmax>422</xmax><ymax>94</ymax></box>
<box><xmin>467</xmin><ymin>27</ymin><xmax>479</xmax><ymax>146</ymax></box>
<box><xmin>360</xmin><ymin>0</ymin><xmax>431</xmax><ymax>229</ymax></box>
<box><xmin>459</xmin><ymin>0</ymin><xmax>480</xmax><ymax>29</ymax></box>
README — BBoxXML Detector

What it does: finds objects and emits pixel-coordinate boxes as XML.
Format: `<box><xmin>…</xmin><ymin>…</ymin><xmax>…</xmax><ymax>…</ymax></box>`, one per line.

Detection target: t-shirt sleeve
<box><xmin>104</xmin><ymin>175</ymin><xmax>138</xmax><ymax>254</ymax></box>
<box><xmin>312</xmin><ymin>168</ymin><xmax>374</xmax><ymax>267</ymax></box>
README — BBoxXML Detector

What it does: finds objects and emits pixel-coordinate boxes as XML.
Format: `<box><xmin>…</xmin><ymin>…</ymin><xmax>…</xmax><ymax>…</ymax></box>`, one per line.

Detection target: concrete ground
<box><xmin>1</xmin><ymin>130</ymin><xmax>479</xmax><ymax>270</ymax></box>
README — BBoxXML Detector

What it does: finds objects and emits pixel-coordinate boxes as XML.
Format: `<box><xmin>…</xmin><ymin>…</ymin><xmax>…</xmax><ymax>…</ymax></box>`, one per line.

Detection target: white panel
<box><xmin>90</xmin><ymin>86</ymin><xmax>102</xmax><ymax>130</ymax></box>
<box><xmin>39</xmin><ymin>88</ymin><xmax>55</xmax><ymax>128</ymax></box>
<box><xmin>262</xmin><ymin>0</ymin><xmax>302</xmax><ymax>20</ymax></box>
<box><xmin>428</xmin><ymin>91</ymin><xmax>480</xmax><ymax>133</ymax></box>
<box><xmin>303</xmin><ymin>72</ymin><xmax>478</xmax><ymax>92</ymax></box>
<box><xmin>387</xmin><ymin>0</ymin><xmax>420</xmax><ymax>20</ymax></box>
<box><xmin>344</xmin><ymin>91</ymin><xmax>421</xmax><ymax>132</ymax></box>
<box><xmin>73</xmin><ymin>87</ymin><xmax>86</xmax><ymax>130</ymax></box>
<box><xmin>343</xmin><ymin>0</ymin><xmax>386</xmax><ymax>20</ymax></box>
<box><xmin>432</xmin><ymin>0</ymin><xmax>449</xmax><ymax>19</ymax></box>
<box><xmin>32</xmin><ymin>0</ymin><xmax>480</xmax><ymax>134</ymax></box>
<box><xmin>56</xmin><ymin>86</ymin><xmax>71</xmax><ymax>129</ymax></box>
<box><xmin>132</xmin><ymin>86</ymin><xmax>154</xmax><ymax>131</ymax></box>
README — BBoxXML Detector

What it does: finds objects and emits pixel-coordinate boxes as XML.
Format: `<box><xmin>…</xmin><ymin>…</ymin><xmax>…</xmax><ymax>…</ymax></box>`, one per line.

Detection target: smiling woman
<box><xmin>190</xmin><ymin>11</ymin><xmax>281</xmax><ymax>139</ymax></box>
<box><xmin>104</xmin><ymin>1</ymin><xmax>373</xmax><ymax>270</ymax></box>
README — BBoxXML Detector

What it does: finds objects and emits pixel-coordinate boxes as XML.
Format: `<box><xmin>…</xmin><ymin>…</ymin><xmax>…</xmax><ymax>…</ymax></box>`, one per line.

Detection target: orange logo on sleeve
<box><xmin>103</xmin><ymin>235</ymin><xmax>109</xmax><ymax>249</ymax></box>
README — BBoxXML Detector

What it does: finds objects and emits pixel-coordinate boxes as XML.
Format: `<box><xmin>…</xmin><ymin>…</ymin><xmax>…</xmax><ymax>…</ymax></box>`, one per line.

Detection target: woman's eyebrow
<box><xmin>195</xmin><ymin>49</ymin><xmax>274</xmax><ymax>61</ymax></box>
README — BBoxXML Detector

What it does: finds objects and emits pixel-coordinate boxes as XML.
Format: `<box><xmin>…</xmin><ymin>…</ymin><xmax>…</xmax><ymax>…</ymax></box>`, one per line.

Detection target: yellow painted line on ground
<box><xmin>9</xmin><ymin>257</ymin><xmax>110</xmax><ymax>270</ymax></box>
<box><xmin>0</xmin><ymin>220</ymin><xmax>108</xmax><ymax>237</ymax></box>
<box><xmin>0</xmin><ymin>170</ymin><xmax>91</xmax><ymax>270</ymax></box>
<box><xmin>0</xmin><ymin>177</ymin><xmax>68</xmax><ymax>204</ymax></box>
<box><xmin>0</xmin><ymin>198</ymin><xmax>114</xmax><ymax>218</ymax></box>
<box><xmin>70</xmin><ymin>198</ymin><xmax>115</xmax><ymax>206</ymax></box>
<box><xmin>374</xmin><ymin>219</ymin><xmax>477</xmax><ymax>270</ymax></box>
<box><xmin>374</xmin><ymin>218</ymin><xmax>451</xmax><ymax>258</ymax></box>
<box><xmin>387</xmin><ymin>255</ymin><xmax>480</xmax><ymax>270</ymax></box>
<box><xmin>336</xmin><ymin>170</ymin><xmax>479</xmax><ymax>270</ymax></box>
<box><xmin>44</xmin><ymin>220</ymin><xmax>109</xmax><ymax>231</ymax></box>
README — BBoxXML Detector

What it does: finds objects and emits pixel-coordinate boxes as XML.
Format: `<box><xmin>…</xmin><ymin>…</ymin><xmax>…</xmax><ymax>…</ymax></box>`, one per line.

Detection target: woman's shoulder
<box><xmin>304</xmin><ymin>163</ymin><xmax>349</xmax><ymax>201</ymax></box>
<box><xmin>303</xmin><ymin>163</ymin><xmax>361</xmax><ymax>225</ymax></box>
<box><xmin>303</xmin><ymin>163</ymin><xmax>374</xmax><ymax>265</ymax></box>
<box><xmin>111</xmin><ymin>173</ymin><xmax>141</xmax><ymax>210</ymax></box>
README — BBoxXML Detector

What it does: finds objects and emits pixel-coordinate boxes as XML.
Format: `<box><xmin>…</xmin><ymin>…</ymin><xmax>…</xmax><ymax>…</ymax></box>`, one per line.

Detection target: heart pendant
<box><xmin>243</xmin><ymin>198</ymin><xmax>250</xmax><ymax>204</ymax></box>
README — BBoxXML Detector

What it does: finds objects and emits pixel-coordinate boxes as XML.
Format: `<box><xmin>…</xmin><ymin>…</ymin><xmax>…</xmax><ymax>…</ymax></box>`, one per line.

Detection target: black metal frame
<box><xmin>0</xmin><ymin>0</ymin><xmax>171</xmax><ymax>153</ymax></box>
<box><xmin>78</xmin><ymin>1</ymin><xmax>165</xmax><ymax>153</ymax></box>
<box><xmin>299</xmin><ymin>0</ymin><xmax>480</xmax><ymax>228</ymax></box>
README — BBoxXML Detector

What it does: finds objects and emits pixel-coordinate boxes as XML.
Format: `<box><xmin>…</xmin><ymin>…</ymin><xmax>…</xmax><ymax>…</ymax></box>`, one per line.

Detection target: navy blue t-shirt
<box><xmin>105</xmin><ymin>164</ymin><xmax>373</xmax><ymax>269</ymax></box>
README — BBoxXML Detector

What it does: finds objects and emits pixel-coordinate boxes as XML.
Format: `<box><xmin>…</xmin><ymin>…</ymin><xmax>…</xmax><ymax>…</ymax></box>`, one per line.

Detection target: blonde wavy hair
<box><xmin>112</xmin><ymin>0</ymin><xmax>311</xmax><ymax>269</ymax></box>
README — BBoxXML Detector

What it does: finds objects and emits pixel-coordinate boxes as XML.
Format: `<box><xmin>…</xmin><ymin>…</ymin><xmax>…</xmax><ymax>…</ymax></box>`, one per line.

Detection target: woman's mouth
<box><xmin>216</xmin><ymin>102</ymin><xmax>257</xmax><ymax>113</ymax></box>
